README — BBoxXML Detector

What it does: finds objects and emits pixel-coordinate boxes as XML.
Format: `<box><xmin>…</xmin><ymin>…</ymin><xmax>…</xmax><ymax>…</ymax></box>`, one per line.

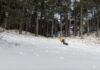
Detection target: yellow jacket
<box><xmin>59</xmin><ymin>37</ymin><xmax>64</xmax><ymax>42</ymax></box>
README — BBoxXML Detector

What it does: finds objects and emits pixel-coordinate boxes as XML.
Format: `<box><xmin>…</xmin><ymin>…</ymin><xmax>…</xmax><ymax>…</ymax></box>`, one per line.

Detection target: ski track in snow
<box><xmin>0</xmin><ymin>31</ymin><xmax>100</xmax><ymax>70</ymax></box>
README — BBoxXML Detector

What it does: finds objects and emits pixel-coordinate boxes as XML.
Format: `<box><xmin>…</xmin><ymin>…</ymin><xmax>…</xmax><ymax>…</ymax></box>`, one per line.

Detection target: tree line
<box><xmin>0</xmin><ymin>0</ymin><xmax>100</xmax><ymax>38</ymax></box>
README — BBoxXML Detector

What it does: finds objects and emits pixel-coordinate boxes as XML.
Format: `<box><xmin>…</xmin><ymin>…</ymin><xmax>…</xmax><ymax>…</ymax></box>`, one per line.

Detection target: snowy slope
<box><xmin>0</xmin><ymin>30</ymin><xmax>100</xmax><ymax>70</ymax></box>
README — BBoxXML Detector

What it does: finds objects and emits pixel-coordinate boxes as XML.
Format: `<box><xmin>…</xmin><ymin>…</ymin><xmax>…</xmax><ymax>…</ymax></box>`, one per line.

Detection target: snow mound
<box><xmin>0</xmin><ymin>30</ymin><xmax>100</xmax><ymax>70</ymax></box>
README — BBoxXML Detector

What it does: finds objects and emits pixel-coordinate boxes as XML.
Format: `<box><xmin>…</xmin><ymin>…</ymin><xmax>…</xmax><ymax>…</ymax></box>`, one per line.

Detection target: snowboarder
<box><xmin>59</xmin><ymin>37</ymin><xmax>68</xmax><ymax>45</ymax></box>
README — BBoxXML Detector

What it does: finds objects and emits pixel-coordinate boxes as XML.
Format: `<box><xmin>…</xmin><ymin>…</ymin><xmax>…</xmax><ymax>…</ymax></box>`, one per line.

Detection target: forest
<box><xmin>0</xmin><ymin>0</ymin><xmax>100</xmax><ymax>38</ymax></box>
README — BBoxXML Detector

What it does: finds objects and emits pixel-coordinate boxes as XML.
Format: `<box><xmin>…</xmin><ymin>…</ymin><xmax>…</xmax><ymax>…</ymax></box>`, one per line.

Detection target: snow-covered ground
<box><xmin>0</xmin><ymin>30</ymin><xmax>100</xmax><ymax>70</ymax></box>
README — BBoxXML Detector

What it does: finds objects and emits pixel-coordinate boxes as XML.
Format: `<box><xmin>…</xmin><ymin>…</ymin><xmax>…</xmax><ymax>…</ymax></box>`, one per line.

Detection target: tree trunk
<box><xmin>4</xmin><ymin>17</ymin><xmax>7</xmax><ymax>31</ymax></box>
<box><xmin>87</xmin><ymin>20</ymin><xmax>90</xmax><ymax>36</ymax></box>
<box><xmin>19</xmin><ymin>7</ymin><xmax>24</xmax><ymax>34</ymax></box>
<box><xmin>60</xmin><ymin>21</ymin><xmax>63</xmax><ymax>37</ymax></box>
<box><xmin>3</xmin><ymin>12</ymin><xmax>8</xmax><ymax>31</ymax></box>
<box><xmin>46</xmin><ymin>22</ymin><xmax>49</xmax><ymax>37</ymax></box>
<box><xmin>54</xmin><ymin>23</ymin><xmax>56</xmax><ymax>36</ymax></box>
<box><xmin>19</xmin><ymin>23</ymin><xmax>23</xmax><ymax>34</ymax></box>
<box><xmin>96</xmin><ymin>17</ymin><xmax>99</xmax><ymax>37</ymax></box>
<box><xmin>35</xmin><ymin>17</ymin><xmax>39</xmax><ymax>36</ymax></box>
<box><xmin>74</xmin><ymin>13</ymin><xmax>77</xmax><ymax>36</ymax></box>
<box><xmin>80</xmin><ymin>6</ymin><xmax>83</xmax><ymax>39</ymax></box>
<box><xmin>96</xmin><ymin>5</ymin><xmax>100</xmax><ymax>37</ymax></box>
<box><xmin>51</xmin><ymin>20</ymin><xmax>54</xmax><ymax>37</ymax></box>
<box><xmin>25</xmin><ymin>22</ymin><xmax>28</xmax><ymax>34</ymax></box>
<box><xmin>86</xmin><ymin>8</ymin><xmax>90</xmax><ymax>36</ymax></box>
<box><xmin>65</xmin><ymin>17</ymin><xmax>69</xmax><ymax>37</ymax></box>
<box><xmin>74</xmin><ymin>1</ymin><xmax>77</xmax><ymax>36</ymax></box>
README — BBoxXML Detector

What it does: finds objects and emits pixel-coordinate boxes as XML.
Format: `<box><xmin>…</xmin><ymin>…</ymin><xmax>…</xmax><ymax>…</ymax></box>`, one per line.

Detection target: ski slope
<box><xmin>0</xmin><ymin>30</ymin><xmax>100</xmax><ymax>70</ymax></box>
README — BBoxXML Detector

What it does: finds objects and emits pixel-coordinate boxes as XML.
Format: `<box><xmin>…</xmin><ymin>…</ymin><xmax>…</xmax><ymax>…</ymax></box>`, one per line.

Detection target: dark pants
<box><xmin>62</xmin><ymin>40</ymin><xmax>68</xmax><ymax>45</ymax></box>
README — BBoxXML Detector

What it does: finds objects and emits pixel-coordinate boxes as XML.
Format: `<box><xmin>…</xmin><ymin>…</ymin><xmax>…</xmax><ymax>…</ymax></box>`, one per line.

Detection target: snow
<box><xmin>0</xmin><ymin>30</ymin><xmax>100</xmax><ymax>70</ymax></box>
